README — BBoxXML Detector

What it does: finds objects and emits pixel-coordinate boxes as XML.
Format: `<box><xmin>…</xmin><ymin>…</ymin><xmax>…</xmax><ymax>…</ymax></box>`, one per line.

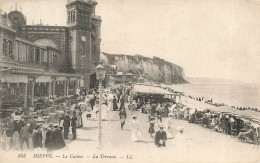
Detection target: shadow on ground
<box><xmin>80</xmin><ymin>127</ymin><xmax>98</xmax><ymax>130</ymax></box>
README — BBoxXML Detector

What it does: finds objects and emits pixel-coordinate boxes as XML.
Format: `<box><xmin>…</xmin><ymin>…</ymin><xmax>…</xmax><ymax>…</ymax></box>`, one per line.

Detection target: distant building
<box><xmin>0</xmin><ymin>0</ymin><xmax>101</xmax><ymax>108</ymax></box>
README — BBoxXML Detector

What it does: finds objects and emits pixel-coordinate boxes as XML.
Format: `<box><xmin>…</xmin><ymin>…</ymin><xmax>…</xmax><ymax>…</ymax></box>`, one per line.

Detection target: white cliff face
<box><xmin>101</xmin><ymin>52</ymin><xmax>187</xmax><ymax>84</ymax></box>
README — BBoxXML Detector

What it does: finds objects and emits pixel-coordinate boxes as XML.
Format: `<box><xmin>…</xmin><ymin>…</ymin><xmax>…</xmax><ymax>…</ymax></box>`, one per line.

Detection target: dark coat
<box><xmin>63</xmin><ymin>115</ymin><xmax>71</xmax><ymax>128</ymax></box>
<box><xmin>13</xmin><ymin>120</ymin><xmax>24</xmax><ymax>133</ymax></box>
<box><xmin>29</xmin><ymin>119</ymin><xmax>37</xmax><ymax>134</ymax></box>
<box><xmin>45</xmin><ymin>129</ymin><xmax>53</xmax><ymax>149</ymax></box>
<box><xmin>32</xmin><ymin>130</ymin><xmax>43</xmax><ymax>148</ymax></box>
<box><xmin>113</xmin><ymin>98</ymin><xmax>118</xmax><ymax>110</ymax></box>
<box><xmin>2</xmin><ymin>121</ymin><xmax>13</xmax><ymax>137</ymax></box>
<box><xmin>119</xmin><ymin>110</ymin><xmax>127</xmax><ymax>119</ymax></box>
<box><xmin>20</xmin><ymin>125</ymin><xmax>30</xmax><ymax>138</ymax></box>
<box><xmin>155</xmin><ymin>130</ymin><xmax>167</xmax><ymax>147</ymax></box>
<box><xmin>51</xmin><ymin>128</ymin><xmax>65</xmax><ymax>150</ymax></box>
<box><xmin>71</xmin><ymin>116</ymin><xmax>77</xmax><ymax>128</ymax></box>
<box><xmin>120</xmin><ymin>98</ymin><xmax>125</xmax><ymax>110</ymax></box>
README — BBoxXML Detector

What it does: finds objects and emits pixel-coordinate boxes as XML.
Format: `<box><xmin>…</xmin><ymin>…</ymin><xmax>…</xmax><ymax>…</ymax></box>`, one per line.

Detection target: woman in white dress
<box><xmin>107</xmin><ymin>93</ymin><xmax>114</xmax><ymax>111</ymax></box>
<box><xmin>130</xmin><ymin>115</ymin><xmax>141</xmax><ymax>142</ymax></box>
<box><xmin>101</xmin><ymin>101</ymin><xmax>108</xmax><ymax>120</ymax></box>
<box><xmin>172</xmin><ymin>127</ymin><xmax>191</xmax><ymax>152</ymax></box>
<box><xmin>165</xmin><ymin>113</ymin><xmax>174</xmax><ymax>138</ymax></box>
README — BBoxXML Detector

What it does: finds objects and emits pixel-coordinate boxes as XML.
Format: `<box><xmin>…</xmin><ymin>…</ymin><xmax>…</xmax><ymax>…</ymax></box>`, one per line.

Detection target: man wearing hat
<box><xmin>71</xmin><ymin>111</ymin><xmax>77</xmax><ymax>140</ymax></box>
<box><xmin>63</xmin><ymin>111</ymin><xmax>71</xmax><ymax>139</ymax></box>
<box><xmin>2</xmin><ymin>117</ymin><xmax>13</xmax><ymax>150</ymax></box>
<box><xmin>119</xmin><ymin>107</ymin><xmax>127</xmax><ymax>130</ymax></box>
<box><xmin>20</xmin><ymin>122</ymin><xmax>30</xmax><ymax>150</ymax></box>
<box><xmin>154</xmin><ymin>124</ymin><xmax>167</xmax><ymax>148</ymax></box>
<box><xmin>12</xmin><ymin>116</ymin><xmax>24</xmax><ymax>149</ymax></box>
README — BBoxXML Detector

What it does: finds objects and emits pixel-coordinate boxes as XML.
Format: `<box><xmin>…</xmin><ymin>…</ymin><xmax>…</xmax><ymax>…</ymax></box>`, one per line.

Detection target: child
<box><xmin>148</xmin><ymin>117</ymin><xmax>156</xmax><ymax>137</ymax></box>
<box><xmin>86</xmin><ymin>107</ymin><xmax>92</xmax><ymax>120</ymax></box>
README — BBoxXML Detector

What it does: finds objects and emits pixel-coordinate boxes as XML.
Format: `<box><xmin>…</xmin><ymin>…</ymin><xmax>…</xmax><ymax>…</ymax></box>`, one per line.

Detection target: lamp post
<box><xmin>122</xmin><ymin>73</ymin><xmax>126</xmax><ymax>97</ymax></box>
<box><xmin>96</xmin><ymin>63</ymin><xmax>106</xmax><ymax>150</ymax></box>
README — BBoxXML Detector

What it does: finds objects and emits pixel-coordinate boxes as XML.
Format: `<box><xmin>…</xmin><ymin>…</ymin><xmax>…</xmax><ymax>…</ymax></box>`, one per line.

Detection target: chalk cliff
<box><xmin>101</xmin><ymin>52</ymin><xmax>188</xmax><ymax>84</ymax></box>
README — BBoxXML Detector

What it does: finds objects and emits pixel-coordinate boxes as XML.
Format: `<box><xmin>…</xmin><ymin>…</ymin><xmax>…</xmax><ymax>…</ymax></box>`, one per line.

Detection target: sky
<box><xmin>1</xmin><ymin>0</ymin><xmax>260</xmax><ymax>84</ymax></box>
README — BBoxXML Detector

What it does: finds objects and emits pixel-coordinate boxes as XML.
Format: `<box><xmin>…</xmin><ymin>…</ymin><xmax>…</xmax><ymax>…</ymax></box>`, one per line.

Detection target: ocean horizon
<box><xmin>170</xmin><ymin>77</ymin><xmax>260</xmax><ymax>109</ymax></box>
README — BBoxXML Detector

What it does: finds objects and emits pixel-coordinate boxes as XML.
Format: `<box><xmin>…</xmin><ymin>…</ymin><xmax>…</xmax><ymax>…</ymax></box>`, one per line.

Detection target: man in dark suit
<box><xmin>63</xmin><ymin>111</ymin><xmax>71</xmax><ymax>139</ymax></box>
<box><xmin>71</xmin><ymin>111</ymin><xmax>77</xmax><ymax>140</ymax></box>
<box><xmin>155</xmin><ymin>124</ymin><xmax>167</xmax><ymax>148</ymax></box>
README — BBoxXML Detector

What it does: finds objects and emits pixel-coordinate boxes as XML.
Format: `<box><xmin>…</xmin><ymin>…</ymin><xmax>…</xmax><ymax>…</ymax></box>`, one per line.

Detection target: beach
<box><xmin>169</xmin><ymin>77</ymin><xmax>260</xmax><ymax>109</ymax></box>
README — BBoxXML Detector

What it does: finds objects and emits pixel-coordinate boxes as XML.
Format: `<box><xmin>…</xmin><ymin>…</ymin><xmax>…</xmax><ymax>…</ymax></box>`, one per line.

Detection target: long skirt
<box><xmin>148</xmin><ymin>123</ymin><xmax>155</xmax><ymax>134</ymax></box>
<box><xmin>131</xmin><ymin>129</ymin><xmax>141</xmax><ymax>142</ymax></box>
<box><xmin>108</xmin><ymin>102</ymin><xmax>113</xmax><ymax>111</ymax></box>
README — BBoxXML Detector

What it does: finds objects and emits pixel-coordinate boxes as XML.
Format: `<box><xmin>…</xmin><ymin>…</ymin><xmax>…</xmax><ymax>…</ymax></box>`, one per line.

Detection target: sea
<box><xmin>169</xmin><ymin>77</ymin><xmax>260</xmax><ymax>109</ymax></box>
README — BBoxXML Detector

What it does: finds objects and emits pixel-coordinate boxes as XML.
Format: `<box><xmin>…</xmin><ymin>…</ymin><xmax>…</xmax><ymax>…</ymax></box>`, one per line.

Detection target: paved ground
<box><xmin>61</xmin><ymin>107</ymin><xmax>260</xmax><ymax>163</ymax></box>
<box><xmin>1</xmin><ymin>107</ymin><xmax>260</xmax><ymax>163</ymax></box>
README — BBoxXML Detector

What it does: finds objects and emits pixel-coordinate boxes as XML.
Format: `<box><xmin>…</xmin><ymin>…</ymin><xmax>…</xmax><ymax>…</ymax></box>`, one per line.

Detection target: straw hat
<box><xmin>132</xmin><ymin>115</ymin><xmax>137</xmax><ymax>118</ymax></box>
<box><xmin>158</xmin><ymin>124</ymin><xmax>164</xmax><ymax>128</ymax></box>
<box><xmin>168</xmin><ymin>113</ymin><xmax>174</xmax><ymax>116</ymax></box>
<box><xmin>14</xmin><ymin>116</ymin><xmax>21</xmax><ymax>121</ymax></box>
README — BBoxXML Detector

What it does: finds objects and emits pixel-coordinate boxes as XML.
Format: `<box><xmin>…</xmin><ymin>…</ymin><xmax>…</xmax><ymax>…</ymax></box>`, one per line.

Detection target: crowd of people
<box><xmin>131</xmin><ymin>93</ymin><xmax>260</xmax><ymax>147</ymax></box>
<box><xmin>0</xmin><ymin>94</ymin><xmax>84</xmax><ymax>151</ymax></box>
<box><xmin>1</xmin><ymin>83</ymin><xmax>259</xmax><ymax>151</ymax></box>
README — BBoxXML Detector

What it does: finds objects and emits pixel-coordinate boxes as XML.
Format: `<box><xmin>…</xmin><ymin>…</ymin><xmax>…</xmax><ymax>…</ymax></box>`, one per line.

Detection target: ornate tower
<box><xmin>66</xmin><ymin>0</ymin><xmax>101</xmax><ymax>88</ymax></box>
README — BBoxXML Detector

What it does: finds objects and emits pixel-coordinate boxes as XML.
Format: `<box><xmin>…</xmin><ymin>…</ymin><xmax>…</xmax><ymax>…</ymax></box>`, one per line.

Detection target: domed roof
<box><xmin>8</xmin><ymin>10</ymin><xmax>27</xmax><ymax>25</ymax></box>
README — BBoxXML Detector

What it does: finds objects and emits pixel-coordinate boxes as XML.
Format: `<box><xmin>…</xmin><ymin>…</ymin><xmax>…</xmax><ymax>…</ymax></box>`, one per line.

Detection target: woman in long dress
<box><xmin>148</xmin><ymin>117</ymin><xmax>156</xmax><ymax>137</ymax></box>
<box><xmin>165</xmin><ymin>113</ymin><xmax>174</xmax><ymax>138</ymax></box>
<box><xmin>101</xmin><ymin>102</ymin><xmax>108</xmax><ymax>120</ymax></box>
<box><xmin>130</xmin><ymin>115</ymin><xmax>141</xmax><ymax>142</ymax></box>
<box><xmin>107</xmin><ymin>93</ymin><xmax>114</xmax><ymax>111</ymax></box>
<box><xmin>113</xmin><ymin>96</ymin><xmax>118</xmax><ymax>111</ymax></box>
<box><xmin>172</xmin><ymin>127</ymin><xmax>191</xmax><ymax>152</ymax></box>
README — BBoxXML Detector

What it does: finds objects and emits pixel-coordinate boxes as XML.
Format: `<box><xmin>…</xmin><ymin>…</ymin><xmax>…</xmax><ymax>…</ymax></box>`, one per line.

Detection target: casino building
<box><xmin>0</xmin><ymin>0</ymin><xmax>101</xmax><ymax>108</ymax></box>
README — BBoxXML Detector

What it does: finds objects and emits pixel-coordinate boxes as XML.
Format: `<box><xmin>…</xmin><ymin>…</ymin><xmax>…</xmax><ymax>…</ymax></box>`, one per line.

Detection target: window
<box><xmin>79</xmin><ymin>11</ymin><xmax>82</xmax><ymax>21</ymax></box>
<box><xmin>35</xmin><ymin>48</ymin><xmax>40</xmax><ymax>63</ymax></box>
<box><xmin>28</xmin><ymin>46</ymin><xmax>34</xmax><ymax>63</ymax></box>
<box><xmin>72</xmin><ymin>11</ymin><xmax>75</xmax><ymax>21</ymax></box>
<box><xmin>82</xmin><ymin>42</ymin><xmax>86</xmax><ymax>55</ymax></box>
<box><xmin>53</xmin><ymin>53</ymin><xmax>57</xmax><ymax>63</ymax></box>
<box><xmin>3</xmin><ymin>39</ymin><xmax>6</xmax><ymax>54</ymax></box>
<box><xmin>40</xmin><ymin>50</ymin><xmax>45</xmax><ymax>64</ymax></box>
<box><xmin>81</xmin><ymin>56</ymin><xmax>86</xmax><ymax>66</ymax></box>
<box><xmin>8</xmin><ymin>41</ymin><xmax>12</xmax><ymax>55</ymax></box>
<box><xmin>68</xmin><ymin>12</ymin><xmax>71</xmax><ymax>22</ymax></box>
<box><xmin>11</xmin><ymin>88</ymin><xmax>15</xmax><ymax>95</ymax></box>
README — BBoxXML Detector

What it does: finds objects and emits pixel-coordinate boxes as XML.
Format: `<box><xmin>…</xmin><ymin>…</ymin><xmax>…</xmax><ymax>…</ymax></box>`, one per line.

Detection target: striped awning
<box><xmin>35</xmin><ymin>76</ymin><xmax>52</xmax><ymax>83</ymax></box>
<box><xmin>134</xmin><ymin>84</ymin><xmax>175</xmax><ymax>95</ymax></box>
<box><xmin>1</xmin><ymin>74</ymin><xmax>28</xmax><ymax>83</ymax></box>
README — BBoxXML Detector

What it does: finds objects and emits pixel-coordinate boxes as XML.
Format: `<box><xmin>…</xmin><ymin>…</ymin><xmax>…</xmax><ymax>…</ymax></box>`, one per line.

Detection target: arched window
<box><xmin>79</xmin><ymin>11</ymin><xmax>82</xmax><ymax>21</ymax></box>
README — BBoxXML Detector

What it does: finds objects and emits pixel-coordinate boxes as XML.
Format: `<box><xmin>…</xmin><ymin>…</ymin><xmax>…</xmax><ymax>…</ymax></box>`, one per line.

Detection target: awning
<box><xmin>133</xmin><ymin>84</ymin><xmax>175</xmax><ymax>95</ymax></box>
<box><xmin>56</xmin><ymin>77</ymin><xmax>67</xmax><ymax>81</ymax></box>
<box><xmin>70</xmin><ymin>77</ymin><xmax>77</xmax><ymax>81</ymax></box>
<box><xmin>1</xmin><ymin>74</ymin><xmax>28</xmax><ymax>83</ymax></box>
<box><xmin>36</xmin><ymin>76</ymin><xmax>52</xmax><ymax>83</ymax></box>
